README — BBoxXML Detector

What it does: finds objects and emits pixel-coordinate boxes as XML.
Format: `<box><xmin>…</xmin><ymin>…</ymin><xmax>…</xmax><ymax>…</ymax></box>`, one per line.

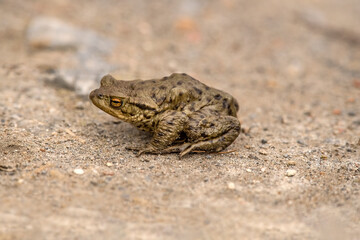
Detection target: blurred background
<box><xmin>1</xmin><ymin>0</ymin><xmax>360</xmax><ymax>118</ymax></box>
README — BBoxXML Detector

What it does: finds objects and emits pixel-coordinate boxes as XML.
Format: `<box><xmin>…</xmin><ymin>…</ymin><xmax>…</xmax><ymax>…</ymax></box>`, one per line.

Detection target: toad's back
<box><xmin>129</xmin><ymin>73</ymin><xmax>239</xmax><ymax>117</ymax></box>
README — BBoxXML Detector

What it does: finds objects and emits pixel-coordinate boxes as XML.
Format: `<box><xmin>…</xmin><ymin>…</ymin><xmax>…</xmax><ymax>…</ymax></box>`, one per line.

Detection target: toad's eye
<box><xmin>110</xmin><ymin>98</ymin><xmax>123</xmax><ymax>107</ymax></box>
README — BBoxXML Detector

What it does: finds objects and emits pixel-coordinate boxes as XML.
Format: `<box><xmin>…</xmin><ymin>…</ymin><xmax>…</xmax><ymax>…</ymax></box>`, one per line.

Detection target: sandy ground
<box><xmin>1</xmin><ymin>0</ymin><xmax>360</xmax><ymax>239</ymax></box>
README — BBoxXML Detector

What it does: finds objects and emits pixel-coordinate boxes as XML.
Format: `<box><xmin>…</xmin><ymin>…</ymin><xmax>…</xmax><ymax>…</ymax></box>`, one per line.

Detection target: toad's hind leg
<box><xmin>181</xmin><ymin>111</ymin><xmax>241</xmax><ymax>157</ymax></box>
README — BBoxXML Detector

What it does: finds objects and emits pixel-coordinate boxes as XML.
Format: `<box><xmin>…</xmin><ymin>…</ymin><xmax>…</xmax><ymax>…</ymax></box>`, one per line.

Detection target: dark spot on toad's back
<box><xmin>194</xmin><ymin>87</ymin><xmax>202</xmax><ymax>95</ymax></box>
<box><xmin>160</xmin><ymin>85</ymin><xmax>166</xmax><ymax>90</ymax></box>
<box><xmin>177</xmin><ymin>81</ymin><xmax>183</xmax><ymax>85</ymax></box>
<box><xmin>234</xmin><ymin>101</ymin><xmax>239</xmax><ymax>111</ymax></box>
<box><xmin>214</xmin><ymin>94</ymin><xmax>222</xmax><ymax>100</ymax></box>
<box><xmin>222</xmin><ymin>99</ymin><xmax>228</xmax><ymax>108</ymax></box>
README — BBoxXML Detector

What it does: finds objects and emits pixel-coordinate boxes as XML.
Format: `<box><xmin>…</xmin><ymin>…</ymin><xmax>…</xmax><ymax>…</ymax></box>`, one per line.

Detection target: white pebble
<box><xmin>286</xmin><ymin>169</ymin><xmax>297</xmax><ymax>177</ymax></box>
<box><xmin>74</xmin><ymin>168</ymin><xmax>84</xmax><ymax>175</ymax></box>
<box><xmin>227</xmin><ymin>182</ymin><xmax>235</xmax><ymax>189</ymax></box>
<box><xmin>106</xmin><ymin>162</ymin><xmax>113</xmax><ymax>167</ymax></box>
<box><xmin>246</xmin><ymin>168</ymin><xmax>252</xmax><ymax>173</ymax></box>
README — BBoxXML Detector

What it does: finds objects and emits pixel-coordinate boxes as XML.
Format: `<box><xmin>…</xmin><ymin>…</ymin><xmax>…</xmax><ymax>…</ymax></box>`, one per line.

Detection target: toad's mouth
<box><xmin>89</xmin><ymin>89</ymin><xmax>100</xmax><ymax>101</ymax></box>
<box><xmin>89</xmin><ymin>89</ymin><xmax>129</xmax><ymax>121</ymax></box>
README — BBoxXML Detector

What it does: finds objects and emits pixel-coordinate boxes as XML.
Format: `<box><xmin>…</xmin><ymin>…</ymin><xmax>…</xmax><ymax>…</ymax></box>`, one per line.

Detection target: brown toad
<box><xmin>89</xmin><ymin>73</ymin><xmax>241</xmax><ymax>157</ymax></box>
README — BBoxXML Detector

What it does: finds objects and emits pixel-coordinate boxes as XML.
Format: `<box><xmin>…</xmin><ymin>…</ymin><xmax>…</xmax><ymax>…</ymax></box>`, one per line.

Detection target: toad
<box><xmin>89</xmin><ymin>73</ymin><xmax>241</xmax><ymax>157</ymax></box>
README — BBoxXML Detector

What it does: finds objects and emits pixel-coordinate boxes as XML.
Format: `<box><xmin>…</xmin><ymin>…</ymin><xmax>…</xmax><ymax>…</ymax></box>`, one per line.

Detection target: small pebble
<box><xmin>258</xmin><ymin>150</ymin><xmax>268</xmax><ymax>155</ymax></box>
<box><xmin>248</xmin><ymin>154</ymin><xmax>259</xmax><ymax>160</ymax></box>
<box><xmin>281</xmin><ymin>115</ymin><xmax>289</xmax><ymax>124</ymax></box>
<box><xmin>261</xmin><ymin>139</ymin><xmax>268</xmax><ymax>144</ymax></box>
<box><xmin>261</xmin><ymin>167</ymin><xmax>266</xmax><ymax>172</ymax></box>
<box><xmin>287</xmin><ymin>160</ymin><xmax>296</xmax><ymax>166</ymax></box>
<box><xmin>304</xmin><ymin>111</ymin><xmax>312</xmax><ymax>117</ymax></box>
<box><xmin>75</xmin><ymin>101</ymin><xmax>84</xmax><ymax>110</ymax></box>
<box><xmin>297</xmin><ymin>140</ymin><xmax>305</xmax><ymax>145</ymax></box>
<box><xmin>286</xmin><ymin>169</ymin><xmax>297</xmax><ymax>177</ymax></box>
<box><xmin>246</xmin><ymin>168</ymin><xmax>252</xmax><ymax>173</ymax></box>
<box><xmin>346</xmin><ymin>97</ymin><xmax>355</xmax><ymax>103</ymax></box>
<box><xmin>102</xmin><ymin>171</ymin><xmax>114</xmax><ymax>176</ymax></box>
<box><xmin>49</xmin><ymin>169</ymin><xmax>64</xmax><ymax>179</ymax></box>
<box><xmin>227</xmin><ymin>182</ymin><xmax>235</xmax><ymax>189</ymax></box>
<box><xmin>73</xmin><ymin>168</ymin><xmax>84</xmax><ymax>175</ymax></box>
<box><xmin>106</xmin><ymin>162</ymin><xmax>113</xmax><ymax>167</ymax></box>
<box><xmin>353</xmin><ymin>79</ymin><xmax>360</xmax><ymax>89</ymax></box>
<box><xmin>332</xmin><ymin>109</ymin><xmax>342</xmax><ymax>115</ymax></box>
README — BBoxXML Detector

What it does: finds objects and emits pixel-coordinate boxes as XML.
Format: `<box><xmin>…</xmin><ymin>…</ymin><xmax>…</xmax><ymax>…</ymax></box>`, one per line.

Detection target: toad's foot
<box><xmin>131</xmin><ymin>143</ymin><xmax>192</xmax><ymax>157</ymax></box>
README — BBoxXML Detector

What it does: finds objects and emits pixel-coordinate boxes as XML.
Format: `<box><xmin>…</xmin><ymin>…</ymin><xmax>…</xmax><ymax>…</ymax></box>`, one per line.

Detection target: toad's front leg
<box><xmin>136</xmin><ymin>111</ymin><xmax>188</xmax><ymax>156</ymax></box>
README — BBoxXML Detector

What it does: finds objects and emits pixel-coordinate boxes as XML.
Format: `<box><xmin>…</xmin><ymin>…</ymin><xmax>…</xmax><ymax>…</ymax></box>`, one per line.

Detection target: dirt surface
<box><xmin>1</xmin><ymin>0</ymin><xmax>360</xmax><ymax>239</ymax></box>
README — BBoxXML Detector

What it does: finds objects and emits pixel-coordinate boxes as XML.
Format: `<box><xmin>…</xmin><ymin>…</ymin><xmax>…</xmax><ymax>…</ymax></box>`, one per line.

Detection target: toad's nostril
<box><xmin>89</xmin><ymin>90</ymin><xmax>96</xmax><ymax>100</ymax></box>
<box><xmin>98</xmin><ymin>93</ymin><xmax>103</xmax><ymax>99</ymax></box>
